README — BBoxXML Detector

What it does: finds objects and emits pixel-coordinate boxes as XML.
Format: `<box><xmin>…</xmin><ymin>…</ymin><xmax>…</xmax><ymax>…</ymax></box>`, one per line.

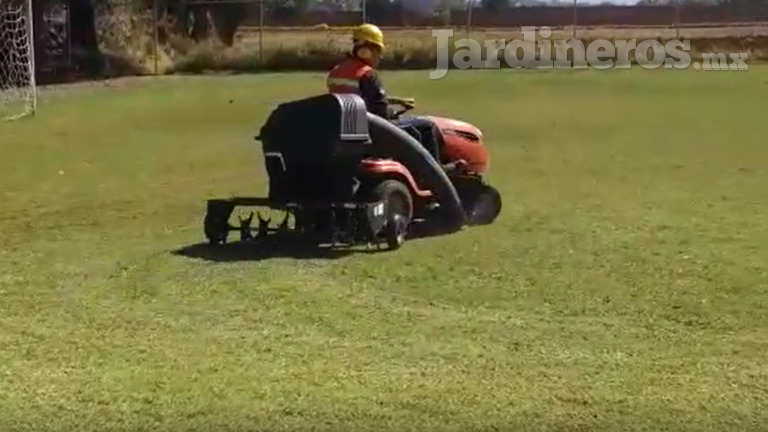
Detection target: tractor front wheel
<box><xmin>370</xmin><ymin>179</ymin><xmax>413</xmax><ymax>250</ymax></box>
<box><xmin>463</xmin><ymin>184</ymin><xmax>502</xmax><ymax>226</ymax></box>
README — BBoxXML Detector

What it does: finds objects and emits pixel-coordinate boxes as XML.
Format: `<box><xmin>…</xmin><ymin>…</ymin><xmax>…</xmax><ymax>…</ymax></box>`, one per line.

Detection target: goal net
<box><xmin>0</xmin><ymin>0</ymin><xmax>36</xmax><ymax>121</ymax></box>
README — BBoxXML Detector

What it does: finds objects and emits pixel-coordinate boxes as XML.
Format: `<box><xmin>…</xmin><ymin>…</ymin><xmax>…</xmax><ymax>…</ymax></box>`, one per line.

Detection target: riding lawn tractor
<box><xmin>203</xmin><ymin>93</ymin><xmax>502</xmax><ymax>251</ymax></box>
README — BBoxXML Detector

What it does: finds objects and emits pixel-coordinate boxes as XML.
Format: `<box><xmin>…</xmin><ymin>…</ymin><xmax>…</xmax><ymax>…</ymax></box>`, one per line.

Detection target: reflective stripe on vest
<box><xmin>326</xmin><ymin>77</ymin><xmax>360</xmax><ymax>91</ymax></box>
<box><xmin>327</xmin><ymin>58</ymin><xmax>372</xmax><ymax>94</ymax></box>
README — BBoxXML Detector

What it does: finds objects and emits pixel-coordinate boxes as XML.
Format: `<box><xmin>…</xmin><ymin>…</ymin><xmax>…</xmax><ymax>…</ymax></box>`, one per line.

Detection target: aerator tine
<box><xmin>239</xmin><ymin>211</ymin><xmax>255</xmax><ymax>241</ymax></box>
<box><xmin>257</xmin><ymin>212</ymin><xmax>271</xmax><ymax>237</ymax></box>
<box><xmin>278</xmin><ymin>212</ymin><xmax>290</xmax><ymax>231</ymax></box>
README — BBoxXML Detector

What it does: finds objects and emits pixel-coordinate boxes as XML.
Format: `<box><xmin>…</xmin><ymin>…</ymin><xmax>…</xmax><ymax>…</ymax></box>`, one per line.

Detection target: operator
<box><xmin>326</xmin><ymin>23</ymin><xmax>395</xmax><ymax>119</ymax></box>
<box><xmin>326</xmin><ymin>24</ymin><xmax>467</xmax><ymax>175</ymax></box>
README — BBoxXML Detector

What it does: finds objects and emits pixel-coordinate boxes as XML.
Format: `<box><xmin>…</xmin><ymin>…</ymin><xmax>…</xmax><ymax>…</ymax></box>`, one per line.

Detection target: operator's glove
<box><xmin>388</xmin><ymin>96</ymin><xmax>416</xmax><ymax>109</ymax></box>
<box><xmin>400</xmin><ymin>98</ymin><xmax>416</xmax><ymax>109</ymax></box>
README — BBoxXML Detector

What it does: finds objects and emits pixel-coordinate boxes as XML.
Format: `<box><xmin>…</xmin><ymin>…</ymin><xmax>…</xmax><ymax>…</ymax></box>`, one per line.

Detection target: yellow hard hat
<box><xmin>352</xmin><ymin>23</ymin><xmax>385</xmax><ymax>49</ymax></box>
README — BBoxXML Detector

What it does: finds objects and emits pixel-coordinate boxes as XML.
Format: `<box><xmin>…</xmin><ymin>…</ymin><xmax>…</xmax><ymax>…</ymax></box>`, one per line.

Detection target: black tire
<box><xmin>464</xmin><ymin>184</ymin><xmax>502</xmax><ymax>226</ymax></box>
<box><xmin>370</xmin><ymin>179</ymin><xmax>413</xmax><ymax>249</ymax></box>
<box><xmin>203</xmin><ymin>201</ymin><xmax>233</xmax><ymax>245</ymax></box>
<box><xmin>383</xmin><ymin>214</ymin><xmax>409</xmax><ymax>250</ymax></box>
<box><xmin>204</xmin><ymin>212</ymin><xmax>228</xmax><ymax>245</ymax></box>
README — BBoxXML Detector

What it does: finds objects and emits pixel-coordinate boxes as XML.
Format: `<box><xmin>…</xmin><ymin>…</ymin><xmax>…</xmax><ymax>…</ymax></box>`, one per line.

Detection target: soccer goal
<box><xmin>0</xmin><ymin>0</ymin><xmax>37</xmax><ymax>121</ymax></box>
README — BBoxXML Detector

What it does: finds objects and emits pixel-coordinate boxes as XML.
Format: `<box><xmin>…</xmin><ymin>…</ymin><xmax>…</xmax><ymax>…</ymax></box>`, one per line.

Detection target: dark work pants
<box><xmin>392</xmin><ymin>118</ymin><xmax>443</xmax><ymax>163</ymax></box>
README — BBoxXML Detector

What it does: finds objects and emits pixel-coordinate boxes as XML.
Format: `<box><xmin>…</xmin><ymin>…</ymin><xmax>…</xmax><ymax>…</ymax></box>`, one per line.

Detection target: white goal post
<box><xmin>0</xmin><ymin>0</ymin><xmax>37</xmax><ymax>121</ymax></box>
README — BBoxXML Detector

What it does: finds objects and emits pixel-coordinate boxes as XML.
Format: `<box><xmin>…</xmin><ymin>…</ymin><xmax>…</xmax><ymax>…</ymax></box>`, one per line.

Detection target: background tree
<box><xmin>481</xmin><ymin>0</ymin><xmax>511</xmax><ymax>10</ymax></box>
<box><xmin>67</xmin><ymin>0</ymin><xmax>99</xmax><ymax>55</ymax></box>
<box><xmin>366</xmin><ymin>0</ymin><xmax>395</xmax><ymax>24</ymax></box>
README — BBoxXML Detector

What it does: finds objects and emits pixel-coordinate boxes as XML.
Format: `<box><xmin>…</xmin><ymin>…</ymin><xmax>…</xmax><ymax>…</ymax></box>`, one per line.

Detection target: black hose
<box><xmin>366</xmin><ymin>113</ymin><xmax>466</xmax><ymax>232</ymax></box>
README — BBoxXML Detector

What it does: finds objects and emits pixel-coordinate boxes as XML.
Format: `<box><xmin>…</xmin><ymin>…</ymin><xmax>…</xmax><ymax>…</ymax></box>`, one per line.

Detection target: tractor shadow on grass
<box><xmin>172</xmin><ymin>239</ymin><xmax>357</xmax><ymax>263</ymax></box>
<box><xmin>171</xmin><ymin>222</ymin><xmax>452</xmax><ymax>263</ymax></box>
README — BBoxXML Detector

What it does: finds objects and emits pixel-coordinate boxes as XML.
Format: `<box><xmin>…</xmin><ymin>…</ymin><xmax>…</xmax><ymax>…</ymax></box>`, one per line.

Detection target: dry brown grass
<box><xmin>85</xmin><ymin>17</ymin><xmax>768</xmax><ymax>75</ymax></box>
<box><xmin>165</xmin><ymin>25</ymin><xmax>768</xmax><ymax>73</ymax></box>
<box><xmin>238</xmin><ymin>23</ymin><xmax>768</xmax><ymax>40</ymax></box>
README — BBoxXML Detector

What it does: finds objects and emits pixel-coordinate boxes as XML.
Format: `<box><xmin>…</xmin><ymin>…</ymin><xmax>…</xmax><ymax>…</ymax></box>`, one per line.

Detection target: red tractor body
<box><xmin>422</xmin><ymin>116</ymin><xmax>490</xmax><ymax>175</ymax></box>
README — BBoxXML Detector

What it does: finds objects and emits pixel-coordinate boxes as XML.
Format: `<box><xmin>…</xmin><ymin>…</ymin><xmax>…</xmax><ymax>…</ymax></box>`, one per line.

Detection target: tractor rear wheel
<box><xmin>370</xmin><ymin>179</ymin><xmax>413</xmax><ymax>250</ymax></box>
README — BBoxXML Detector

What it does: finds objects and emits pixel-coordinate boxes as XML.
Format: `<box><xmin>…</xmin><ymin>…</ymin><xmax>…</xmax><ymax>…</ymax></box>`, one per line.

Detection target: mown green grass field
<box><xmin>2</xmin><ymin>67</ymin><xmax>767</xmax><ymax>431</ymax></box>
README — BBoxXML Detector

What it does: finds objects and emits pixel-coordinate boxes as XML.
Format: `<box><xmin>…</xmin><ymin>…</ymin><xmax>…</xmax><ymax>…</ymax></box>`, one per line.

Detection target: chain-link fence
<box><xmin>30</xmin><ymin>0</ymin><xmax>768</xmax><ymax>81</ymax></box>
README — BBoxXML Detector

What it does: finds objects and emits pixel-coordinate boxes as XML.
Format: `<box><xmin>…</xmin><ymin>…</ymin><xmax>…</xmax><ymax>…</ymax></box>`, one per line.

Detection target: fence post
<box><xmin>362</xmin><ymin>0</ymin><xmax>366</xmax><ymax>23</ymax></box>
<box><xmin>572</xmin><ymin>0</ymin><xmax>577</xmax><ymax>38</ymax></box>
<box><xmin>152</xmin><ymin>0</ymin><xmax>158</xmax><ymax>75</ymax></box>
<box><xmin>66</xmin><ymin>1</ymin><xmax>72</xmax><ymax>73</ymax></box>
<box><xmin>259</xmin><ymin>0</ymin><xmax>264</xmax><ymax>65</ymax></box>
<box><xmin>674</xmin><ymin>0</ymin><xmax>681</xmax><ymax>39</ymax></box>
<box><xmin>466</xmin><ymin>0</ymin><xmax>473</xmax><ymax>39</ymax></box>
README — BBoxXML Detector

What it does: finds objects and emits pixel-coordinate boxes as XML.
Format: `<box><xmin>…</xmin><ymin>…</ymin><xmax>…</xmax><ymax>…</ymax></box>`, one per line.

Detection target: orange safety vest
<box><xmin>327</xmin><ymin>57</ymin><xmax>373</xmax><ymax>94</ymax></box>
